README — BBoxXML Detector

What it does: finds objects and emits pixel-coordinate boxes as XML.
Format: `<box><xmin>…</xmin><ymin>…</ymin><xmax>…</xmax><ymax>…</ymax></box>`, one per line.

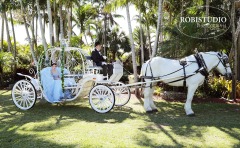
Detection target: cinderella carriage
<box><xmin>11</xmin><ymin>42</ymin><xmax>131</xmax><ymax>113</ymax></box>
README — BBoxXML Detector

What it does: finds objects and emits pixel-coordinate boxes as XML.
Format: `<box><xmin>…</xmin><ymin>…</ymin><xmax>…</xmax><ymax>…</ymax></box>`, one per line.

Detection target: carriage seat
<box><xmin>85</xmin><ymin>56</ymin><xmax>103</xmax><ymax>74</ymax></box>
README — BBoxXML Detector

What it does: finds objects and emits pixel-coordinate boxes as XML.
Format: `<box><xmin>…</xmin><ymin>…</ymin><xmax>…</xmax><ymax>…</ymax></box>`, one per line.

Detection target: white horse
<box><xmin>141</xmin><ymin>52</ymin><xmax>232</xmax><ymax>116</ymax></box>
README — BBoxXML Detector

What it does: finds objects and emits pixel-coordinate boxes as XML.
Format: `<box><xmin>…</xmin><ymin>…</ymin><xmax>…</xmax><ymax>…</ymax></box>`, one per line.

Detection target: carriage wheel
<box><xmin>111</xmin><ymin>82</ymin><xmax>131</xmax><ymax>106</ymax></box>
<box><xmin>12</xmin><ymin>80</ymin><xmax>37</xmax><ymax>110</ymax></box>
<box><xmin>89</xmin><ymin>85</ymin><xmax>115</xmax><ymax>113</ymax></box>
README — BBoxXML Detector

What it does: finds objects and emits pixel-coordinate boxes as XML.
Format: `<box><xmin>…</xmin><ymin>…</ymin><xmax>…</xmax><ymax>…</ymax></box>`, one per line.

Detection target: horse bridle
<box><xmin>215</xmin><ymin>52</ymin><xmax>229</xmax><ymax>67</ymax></box>
<box><xmin>214</xmin><ymin>52</ymin><xmax>231</xmax><ymax>77</ymax></box>
<box><xmin>199</xmin><ymin>52</ymin><xmax>231</xmax><ymax>80</ymax></box>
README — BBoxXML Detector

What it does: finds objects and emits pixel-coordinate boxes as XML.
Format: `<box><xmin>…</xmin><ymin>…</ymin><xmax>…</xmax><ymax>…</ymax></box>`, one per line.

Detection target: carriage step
<box><xmin>64</xmin><ymin>74</ymin><xmax>83</xmax><ymax>78</ymax></box>
<box><xmin>64</xmin><ymin>85</ymin><xmax>78</xmax><ymax>89</ymax></box>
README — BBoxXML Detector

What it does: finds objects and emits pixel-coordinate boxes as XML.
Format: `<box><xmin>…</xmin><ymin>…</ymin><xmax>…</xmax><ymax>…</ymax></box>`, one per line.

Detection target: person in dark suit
<box><xmin>91</xmin><ymin>41</ymin><xmax>106</xmax><ymax>66</ymax></box>
<box><xmin>91</xmin><ymin>41</ymin><xmax>113</xmax><ymax>78</ymax></box>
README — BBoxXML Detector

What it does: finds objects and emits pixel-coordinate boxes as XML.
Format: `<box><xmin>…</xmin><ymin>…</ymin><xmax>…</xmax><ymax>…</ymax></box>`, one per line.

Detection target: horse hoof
<box><xmin>187</xmin><ymin>113</ymin><xmax>195</xmax><ymax>117</ymax></box>
<box><xmin>146</xmin><ymin>110</ymin><xmax>154</xmax><ymax>114</ymax></box>
<box><xmin>152</xmin><ymin>109</ymin><xmax>158</xmax><ymax>112</ymax></box>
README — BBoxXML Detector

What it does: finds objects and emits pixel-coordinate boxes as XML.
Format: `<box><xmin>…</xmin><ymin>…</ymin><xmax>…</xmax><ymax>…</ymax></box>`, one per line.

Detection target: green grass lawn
<box><xmin>0</xmin><ymin>90</ymin><xmax>240</xmax><ymax>148</ymax></box>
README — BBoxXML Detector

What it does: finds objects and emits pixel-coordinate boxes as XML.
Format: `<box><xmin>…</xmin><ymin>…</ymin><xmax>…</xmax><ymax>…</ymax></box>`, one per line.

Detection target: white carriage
<box><xmin>11</xmin><ymin>46</ymin><xmax>131</xmax><ymax>113</ymax></box>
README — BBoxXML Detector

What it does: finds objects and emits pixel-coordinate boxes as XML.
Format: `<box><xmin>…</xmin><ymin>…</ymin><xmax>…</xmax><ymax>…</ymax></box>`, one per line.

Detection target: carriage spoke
<box><xmin>22</xmin><ymin>82</ymin><xmax>27</xmax><ymax>91</ymax></box>
<box><xmin>19</xmin><ymin>99</ymin><xmax>23</xmax><ymax>106</ymax></box>
<box><xmin>24</xmin><ymin>100</ymin><xmax>27</xmax><ymax>108</ymax></box>
<box><xmin>15</xmin><ymin>95</ymin><xmax>22</xmax><ymax>100</ymax></box>
<box><xmin>120</xmin><ymin>88</ymin><xmax>127</xmax><ymax>93</ymax></box>
<box><xmin>14</xmin><ymin>88</ymin><xmax>22</xmax><ymax>94</ymax></box>
<box><xmin>26</xmin><ymin>98</ymin><xmax>32</xmax><ymax>107</ymax></box>
<box><xmin>96</xmin><ymin>88</ymin><xmax>101</xmax><ymax>96</ymax></box>
<box><xmin>99</xmin><ymin>88</ymin><xmax>103</xmax><ymax>96</ymax></box>
<box><xmin>16</xmin><ymin>85</ymin><xmax>22</xmax><ymax>91</ymax></box>
<box><xmin>14</xmin><ymin>91</ymin><xmax>21</xmax><ymax>95</ymax></box>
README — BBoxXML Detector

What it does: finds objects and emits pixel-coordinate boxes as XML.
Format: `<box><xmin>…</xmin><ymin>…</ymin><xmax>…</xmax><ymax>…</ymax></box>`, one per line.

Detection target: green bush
<box><xmin>0</xmin><ymin>51</ymin><xmax>14</xmax><ymax>73</ymax></box>
<box><xmin>197</xmin><ymin>76</ymin><xmax>240</xmax><ymax>99</ymax></box>
<box><xmin>154</xmin><ymin>86</ymin><xmax>163</xmax><ymax>96</ymax></box>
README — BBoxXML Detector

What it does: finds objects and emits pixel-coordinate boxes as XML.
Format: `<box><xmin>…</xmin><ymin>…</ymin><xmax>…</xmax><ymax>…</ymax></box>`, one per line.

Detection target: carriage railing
<box><xmin>38</xmin><ymin>47</ymin><xmax>94</xmax><ymax>77</ymax></box>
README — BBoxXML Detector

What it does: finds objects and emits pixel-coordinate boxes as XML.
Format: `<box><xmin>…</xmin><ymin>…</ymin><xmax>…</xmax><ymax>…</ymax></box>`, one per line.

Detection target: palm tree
<box><xmin>138</xmin><ymin>1</ymin><xmax>158</xmax><ymax>58</ymax></box>
<box><xmin>53</xmin><ymin>0</ymin><xmax>60</xmax><ymax>43</ymax></box>
<box><xmin>64</xmin><ymin>0</ymin><xmax>80</xmax><ymax>44</ymax></box>
<box><xmin>135</xmin><ymin>0</ymin><xmax>147</xmax><ymax>65</ymax></box>
<box><xmin>36</xmin><ymin>0</ymin><xmax>48</xmax><ymax>60</ymax></box>
<box><xmin>10</xmin><ymin>9</ymin><xmax>16</xmax><ymax>58</ymax></box>
<box><xmin>59</xmin><ymin>2</ymin><xmax>64</xmax><ymax>41</ymax></box>
<box><xmin>139</xmin><ymin>6</ymin><xmax>144</xmax><ymax>65</ymax></box>
<box><xmin>96</xmin><ymin>26</ymin><xmax>131</xmax><ymax>61</ymax></box>
<box><xmin>19</xmin><ymin>0</ymin><xmax>37</xmax><ymax>65</ymax></box>
<box><xmin>0</xmin><ymin>11</ymin><xmax>4</xmax><ymax>51</ymax></box>
<box><xmin>152</xmin><ymin>0</ymin><xmax>163</xmax><ymax>58</ymax></box>
<box><xmin>72</xmin><ymin>3</ymin><xmax>98</xmax><ymax>44</ymax></box>
<box><xmin>125</xmin><ymin>1</ymin><xmax>138</xmax><ymax>87</ymax></box>
<box><xmin>106</xmin><ymin>0</ymin><xmax>139</xmax><ymax>91</ymax></box>
<box><xmin>3</xmin><ymin>11</ymin><xmax>12</xmax><ymax>52</ymax></box>
<box><xmin>47</xmin><ymin>0</ymin><xmax>54</xmax><ymax>46</ymax></box>
<box><xmin>133</xmin><ymin>26</ymin><xmax>149</xmax><ymax>64</ymax></box>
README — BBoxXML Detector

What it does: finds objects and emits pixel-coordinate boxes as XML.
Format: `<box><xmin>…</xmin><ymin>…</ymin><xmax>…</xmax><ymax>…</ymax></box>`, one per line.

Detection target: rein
<box><xmin>201</xmin><ymin>52</ymin><xmax>230</xmax><ymax>76</ymax></box>
<box><xmin>143</xmin><ymin>61</ymin><xmax>195</xmax><ymax>80</ymax></box>
<box><xmin>142</xmin><ymin>60</ymin><xmax>196</xmax><ymax>88</ymax></box>
<box><xmin>142</xmin><ymin>52</ymin><xmax>229</xmax><ymax>87</ymax></box>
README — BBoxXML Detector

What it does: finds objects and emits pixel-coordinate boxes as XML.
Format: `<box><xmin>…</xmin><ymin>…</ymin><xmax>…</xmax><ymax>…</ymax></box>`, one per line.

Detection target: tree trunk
<box><xmin>126</xmin><ymin>2</ymin><xmax>138</xmax><ymax>96</ymax></box>
<box><xmin>36</xmin><ymin>0</ymin><xmax>48</xmax><ymax>61</ymax></box>
<box><xmin>152</xmin><ymin>0</ymin><xmax>163</xmax><ymax>57</ymax></box>
<box><xmin>139</xmin><ymin>3</ymin><xmax>144</xmax><ymax>65</ymax></box>
<box><xmin>47</xmin><ymin>0</ymin><xmax>54</xmax><ymax>46</ymax></box>
<box><xmin>43</xmin><ymin>9</ymin><xmax>46</xmax><ymax>34</ymax></box>
<box><xmin>59</xmin><ymin>4</ymin><xmax>64</xmax><ymax>41</ymax></box>
<box><xmin>146</xmin><ymin>23</ymin><xmax>151</xmax><ymax>59</ymax></box>
<box><xmin>67</xmin><ymin>7</ymin><xmax>72</xmax><ymax>45</ymax></box>
<box><xmin>204</xmin><ymin>0</ymin><xmax>210</xmax><ymax>52</ymax></box>
<box><xmin>30</xmin><ymin>7</ymin><xmax>38</xmax><ymax>54</ymax></box>
<box><xmin>231</xmin><ymin>0</ymin><xmax>236</xmax><ymax>101</ymax></box>
<box><xmin>237</xmin><ymin>30</ymin><xmax>240</xmax><ymax>81</ymax></box>
<box><xmin>35</xmin><ymin>14</ymin><xmax>38</xmax><ymax>46</ymax></box>
<box><xmin>104</xmin><ymin>12</ymin><xmax>107</xmax><ymax>56</ymax></box>
<box><xmin>84</xmin><ymin>33</ymin><xmax>89</xmax><ymax>45</ymax></box>
<box><xmin>54</xmin><ymin>1</ymin><xmax>59</xmax><ymax>43</ymax></box>
<box><xmin>103</xmin><ymin>0</ymin><xmax>107</xmax><ymax>56</ymax></box>
<box><xmin>20</xmin><ymin>0</ymin><xmax>37</xmax><ymax>65</ymax></box>
<box><xmin>181</xmin><ymin>0</ymin><xmax>184</xmax><ymax>17</ymax></box>
<box><xmin>1</xmin><ymin>12</ymin><xmax>4</xmax><ymax>51</ymax></box>
<box><xmin>4</xmin><ymin>11</ymin><xmax>12</xmax><ymax>52</ymax></box>
<box><xmin>10</xmin><ymin>9</ymin><xmax>17</xmax><ymax>79</ymax></box>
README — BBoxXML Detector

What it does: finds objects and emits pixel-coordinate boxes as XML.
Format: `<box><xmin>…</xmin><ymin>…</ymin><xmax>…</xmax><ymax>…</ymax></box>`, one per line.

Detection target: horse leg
<box><xmin>144</xmin><ymin>85</ymin><xmax>153</xmax><ymax>113</ymax></box>
<box><xmin>184</xmin><ymin>85</ymin><xmax>198</xmax><ymax>116</ymax></box>
<box><xmin>149</xmin><ymin>84</ymin><xmax>158</xmax><ymax>112</ymax></box>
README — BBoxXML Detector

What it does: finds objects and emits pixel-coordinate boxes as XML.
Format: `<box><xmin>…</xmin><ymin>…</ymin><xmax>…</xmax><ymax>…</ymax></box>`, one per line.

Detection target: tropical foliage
<box><xmin>198</xmin><ymin>76</ymin><xmax>240</xmax><ymax>99</ymax></box>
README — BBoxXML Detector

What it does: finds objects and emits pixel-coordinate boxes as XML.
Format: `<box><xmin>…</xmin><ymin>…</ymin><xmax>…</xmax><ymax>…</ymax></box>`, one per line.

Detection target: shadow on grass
<box><xmin>135</xmin><ymin>97</ymin><xmax>240</xmax><ymax>147</ymax></box>
<box><xmin>1</xmin><ymin>90</ymin><xmax>240</xmax><ymax>147</ymax></box>
<box><xmin>0</xmin><ymin>96</ymin><xmax>78</xmax><ymax>147</ymax></box>
<box><xmin>0</xmin><ymin>90</ymin><xmax>135</xmax><ymax>147</ymax></box>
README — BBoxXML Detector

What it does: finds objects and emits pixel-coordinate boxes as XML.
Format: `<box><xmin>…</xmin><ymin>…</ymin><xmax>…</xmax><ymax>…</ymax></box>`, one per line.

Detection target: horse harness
<box><xmin>142</xmin><ymin>53</ymin><xmax>209</xmax><ymax>88</ymax></box>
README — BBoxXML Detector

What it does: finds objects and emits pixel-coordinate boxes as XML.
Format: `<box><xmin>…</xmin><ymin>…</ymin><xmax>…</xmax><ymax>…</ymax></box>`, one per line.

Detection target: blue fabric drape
<box><xmin>40</xmin><ymin>67</ymin><xmax>76</xmax><ymax>103</ymax></box>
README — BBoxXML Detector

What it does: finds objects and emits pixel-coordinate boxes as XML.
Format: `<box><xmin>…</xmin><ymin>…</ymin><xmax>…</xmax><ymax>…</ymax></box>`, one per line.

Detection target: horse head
<box><xmin>215</xmin><ymin>52</ymin><xmax>232</xmax><ymax>80</ymax></box>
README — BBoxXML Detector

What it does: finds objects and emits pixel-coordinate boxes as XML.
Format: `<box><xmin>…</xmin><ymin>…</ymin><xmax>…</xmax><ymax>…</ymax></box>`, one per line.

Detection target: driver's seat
<box><xmin>85</xmin><ymin>56</ymin><xmax>102</xmax><ymax>74</ymax></box>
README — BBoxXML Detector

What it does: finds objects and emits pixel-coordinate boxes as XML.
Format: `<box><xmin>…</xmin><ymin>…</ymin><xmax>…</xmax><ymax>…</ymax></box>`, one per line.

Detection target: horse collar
<box><xmin>194</xmin><ymin>53</ymin><xmax>209</xmax><ymax>78</ymax></box>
